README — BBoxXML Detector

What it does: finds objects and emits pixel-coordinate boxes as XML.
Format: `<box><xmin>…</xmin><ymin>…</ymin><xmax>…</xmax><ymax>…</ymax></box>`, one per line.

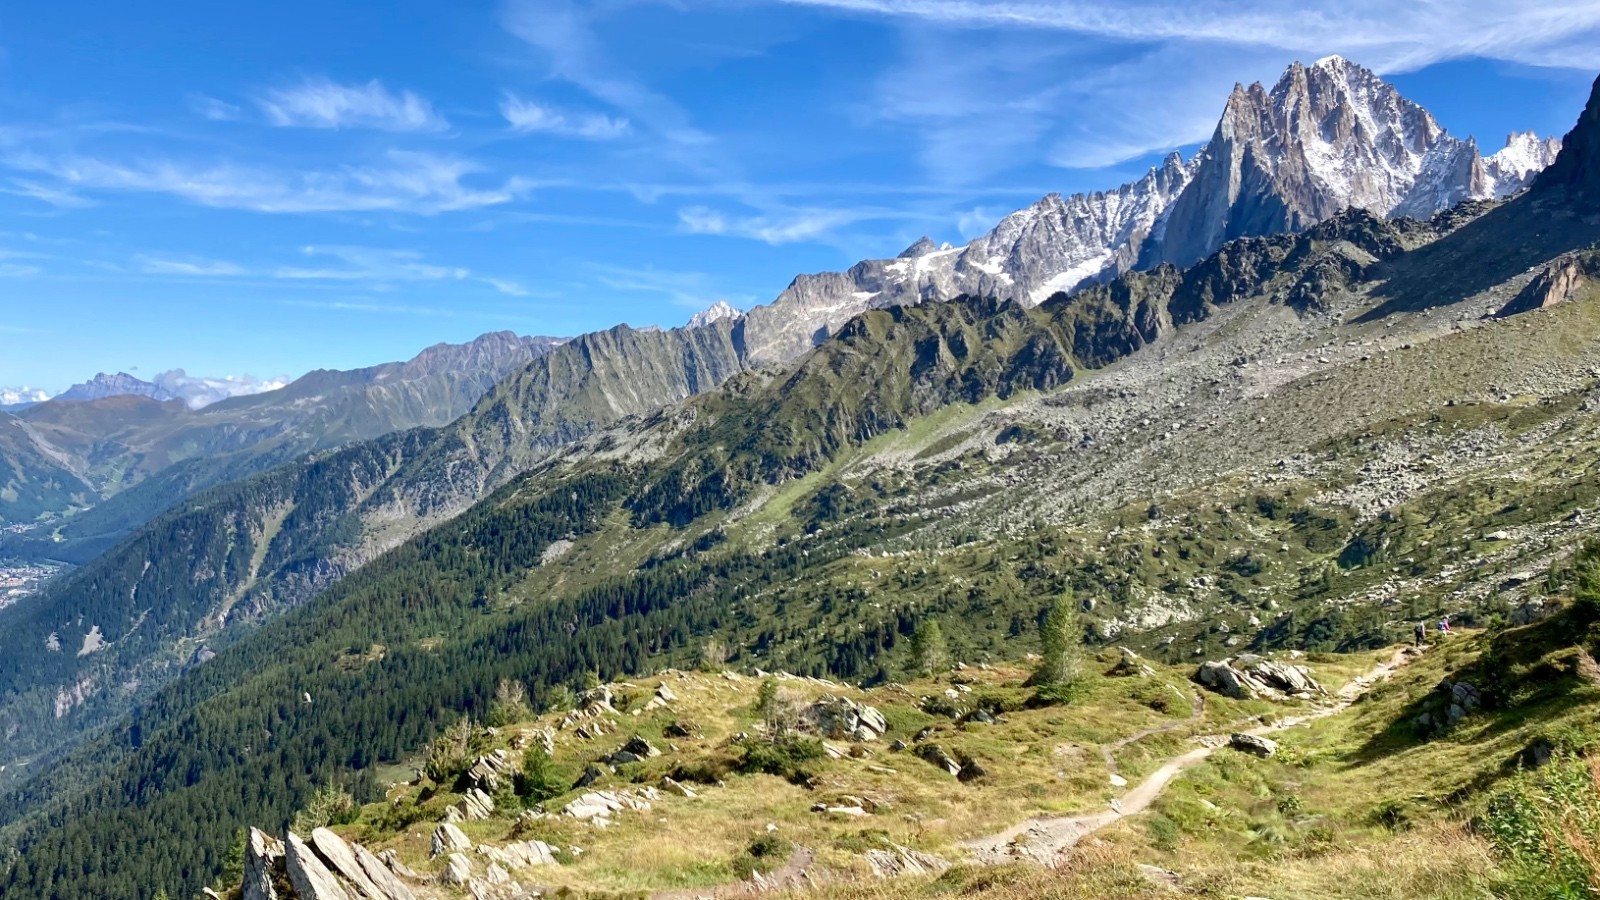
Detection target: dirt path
<box><xmin>965</xmin><ymin>647</ymin><xmax>1418</xmax><ymax>866</ymax></box>
<box><xmin>1098</xmin><ymin>682</ymin><xmax>1206</xmax><ymax>778</ymax></box>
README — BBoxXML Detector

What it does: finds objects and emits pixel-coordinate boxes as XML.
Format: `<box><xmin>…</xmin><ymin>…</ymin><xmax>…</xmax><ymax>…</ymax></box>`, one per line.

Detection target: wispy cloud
<box><xmin>592</xmin><ymin>263</ymin><xmax>754</xmax><ymax>310</ymax></box>
<box><xmin>8</xmin><ymin>149</ymin><xmax>528</xmax><ymax>214</ymax></box>
<box><xmin>500</xmin><ymin>94</ymin><xmax>630</xmax><ymax>140</ymax></box>
<box><xmin>766</xmin><ymin>1</ymin><xmax>1600</xmax><ymax>70</ymax></box>
<box><xmin>2</xmin><ymin>179</ymin><xmax>94</xmax><ymax>208</ymax></box>
<box><xmin>128</xmin><ymin>244</ymin><xmax>531</xmax><ymax>298</ymax></box>
<box><xmin>482</xmin><ymin>277</ymin><xmax>530</xmax><ymax>296</ymax></box>
<box><xmin>186</xmin><ymin>93</ymin><xmax>242</xmax><ymax>122</ymax></box>
<box><xmin>257</xmin><ymin>78</ymin><xmax>448</xmax><ymax>132</ymax></box>
<box><xmin>274</xmin><ymin>245</ymin><xmax>470</xmax><ymax>282</ymax></box>
<box><xmin>677</xmin><ymin>205</ymin><xmax>868</xmax><ymax>244</ymax></box>
<box><xmin>137</xmin><ymin>255</ymin><xmax>246</xmax><ymax>276</ymax></box>
<box><xmin>502</xmin><ymin>1</ymin><xmax>715</xmax><ymax>153</ymax></box>
<box><xmin>769</xmin><ymin>0</ymin><xmax>1600</xmax><ymax>176</ymax></box>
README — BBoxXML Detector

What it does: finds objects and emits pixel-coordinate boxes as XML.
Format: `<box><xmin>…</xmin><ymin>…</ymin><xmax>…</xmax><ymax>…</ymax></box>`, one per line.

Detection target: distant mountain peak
<box><xmin>56</xmin><ymin>372</ymin><xmax>179</xmax><ymax>405</ymax></box>
<box><xmin>686</xmin><ymin>300</ymin><xmax>741</xmax><ymax>329</ymax></box>
<box><xmin>898</xmin><ymin>236</ymin><xmax>939</xmax><ymax>259</ymax></box>
<box><xmin>1154</xmin><ymin>56</ymin><xmax>1556</xmax><ymax>267</ymax></box>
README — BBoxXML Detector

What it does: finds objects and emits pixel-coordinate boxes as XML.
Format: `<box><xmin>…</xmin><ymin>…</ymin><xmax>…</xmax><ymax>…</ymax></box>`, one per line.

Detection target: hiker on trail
<box><xmin>1414</xmin><ymin>621</ymin><xmax>1426</xmax><ymax>647</ymax></box>
<box><xmin>1438</xmin><ymin>616</ymin><xmax>1452</xmax><ymax>635</ymax></box>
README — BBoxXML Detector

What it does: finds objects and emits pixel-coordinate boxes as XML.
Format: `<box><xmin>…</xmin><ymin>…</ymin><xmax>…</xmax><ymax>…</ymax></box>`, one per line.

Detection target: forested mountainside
<box><xmin>0</xmin><ymin>332</ymin><xmax>563</xmax><ymax>545</ymax></box>
<box><xmin>0</xmin><ymin>320</ymin><xmax>746</xmax><ymax>784</ymax></box>
<box><xmin>4</xmin><ymin>68</ymin><xmax>1600</xmax><ymax>896</ymax></box>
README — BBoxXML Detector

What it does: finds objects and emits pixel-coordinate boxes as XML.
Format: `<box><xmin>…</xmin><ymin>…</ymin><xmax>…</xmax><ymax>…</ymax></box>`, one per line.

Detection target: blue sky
<box><xmin>2</xmin><ymin>1</ymin><xmax>1599</xmax><ymax>392</ymax></box>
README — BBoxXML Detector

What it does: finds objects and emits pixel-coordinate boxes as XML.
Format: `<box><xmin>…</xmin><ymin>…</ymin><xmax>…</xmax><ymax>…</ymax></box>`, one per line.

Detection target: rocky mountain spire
<box><xmin>1152</xmin><ymin>56</ymin><xmax>1498</xmax><ymax>268</ymax></box>
<box><xmin>1534</xmin><ymin>72</ymin><xmax>1600</xmax><ymax>197</ymax></box>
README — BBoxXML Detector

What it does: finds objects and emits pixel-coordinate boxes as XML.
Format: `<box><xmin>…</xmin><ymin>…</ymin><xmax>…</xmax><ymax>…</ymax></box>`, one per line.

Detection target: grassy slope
<box><xmin>301</xmin><ymin>603</ymin><xmax>1600</xmax><ymax>900</ymax></box>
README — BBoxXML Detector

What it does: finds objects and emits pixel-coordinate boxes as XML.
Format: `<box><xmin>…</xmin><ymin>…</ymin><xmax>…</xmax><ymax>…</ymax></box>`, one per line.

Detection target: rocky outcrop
<box><xmin>244</xmin><ymin>827</ymin><xmax>285</xmax><ymax>900</ymax></box>
<box><xmin>605</xmin><ymin>735</ymin><xmax>661</xmax><ymax>765</ymax></box>
<box><xmin>246</xmin><ymin>826</ymin><xmax>419</xmax><ymax>900</ymax></box>
<box><xmin>432</xmin><ymin>822</ymin><xmax>473</xmax><ymax>858</ymax></box>
<box><xmin>477</xmin><ymin>839</ymin><xmax>559</xmax><ymax>870</ymax></box>
<box><xmin>802</xmin><ymin>696</ymin><xmax>888</xmax><ymax>741</ymax></box>
<box><xmin>284</xmin><ymin>832</ymin><xmax>352</xmax><ymax>900</ymax></box>
<box><xmin>915</xmin><ymin>743</ymin><xmax>962</xmax><ymax>777</ymax></box>
<box><xmin>863</xmin><ymin>843</ymin><xmax>952</xmax><ymax>878</ymax></box>
<box><xmin>1416</xmin><ymin>678</ymin><xmax>1482</xmax><ymax>733</ymax></box>
<box><xmin>309</xmin><ymin>828</ymin><xmax>391</xmax><ymax>900</ymax></box>
<box><xmin>467</xmin><ymin>750</ymin><xmax>515</xmax><ymax>793</ymax></box>
<box><xmin>1496</xmin><ymin>252</ymin><xmax>1600</xmax><ymax>317</ymax></box>
<box><xmin>1196</xmin><ymin>655</ymin><xmax>1325</xmax><ymax>700</ymax></box>
<box><xmin>351</xmin><ymin>843</ymin><xmax>418</xmax><ymax>900</ymax></box>
<box><xmin>562</xmin><ymin>787</ymin><xmax>657</xmax><ymax>823</ymax></box>
<box><xmin>456</xmin><ymin>787</ymin><xmax>496</xmax><ymax>821</ymax></box>
<box><xmin>1108</xmin><ymin>647</ymin><xmax>1156</xmax><ymax>678</ymax></box>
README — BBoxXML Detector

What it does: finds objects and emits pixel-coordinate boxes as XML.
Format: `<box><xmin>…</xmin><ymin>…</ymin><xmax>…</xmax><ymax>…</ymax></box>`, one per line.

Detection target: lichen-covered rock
<box><xmin>432</xmin><ymin>822</ymin><xmax>473</xmax><ymax>858</ymax></box>
<box><xmin>863</xmin><ymin>843</ymin><xmax>951</xmax><ymax>878</ymax></box>
<box><xmin>285</xmin><ymin>831</ymin><xmax>352</xmax><ymax>900</ymax></box>
<box><xmin>352</xmin><ymin>842</ymin><xmax>419</xmax><ymax>900</ymax></box>
<box><xmin>1229</xmin><ymin>733</ymin><xmax>1278</xmax><ymax>758</ymax></box>
<box><xmin>803</xmin><ymin>696</ymin><xmax>888</xmax><ymax>741</ymax></box>
<box><xmin>244</xmin><ymin>827</ymin><xmax>284</xmax><ymax>900</ymax></box>
<box><xmin>310</xmin><ymin>828</ymin><xmax>386</xmax><ymax>900</ymax></box>
<box><xmin>444</xmin><ymin>852</ymin><xmax>473</xmax><ymax>885</ymax></box>
<box><xmin>457</xmin><ymin>787</ymin><xmax>495</xmax><ymax>821</ymax></box>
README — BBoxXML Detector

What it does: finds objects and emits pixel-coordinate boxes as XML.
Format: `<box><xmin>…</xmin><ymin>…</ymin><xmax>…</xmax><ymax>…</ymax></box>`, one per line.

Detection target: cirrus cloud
<box><xmin>257</xmin><ymin>78</ymin><xmax>448</xmax><ymax>132</ymax></box>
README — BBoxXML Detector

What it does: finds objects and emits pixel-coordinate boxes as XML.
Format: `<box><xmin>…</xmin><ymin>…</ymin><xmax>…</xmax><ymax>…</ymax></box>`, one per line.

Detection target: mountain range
<box><xmin>0</xmin><ymin>54</ymin><xmax>1568</xmax><ymax>779</ymax></box>
<box><xmin>0</xmin><ymin>56</ymin><xmax>1596</xmax><ymax>899</ymax></box>
<box><xmin>51</xmin><ymin>370</ymin><xmax>295</xmax><ymax>409</ymax></box>
<box><xmin>0</xmin><ymin>332</ymin><xmax>564</xmax><ymax>543</ymax></box>
<box><xmin>733</xmin><ymin>56</ymin><xmax>1559</xmax><ymax>366</ymax></box>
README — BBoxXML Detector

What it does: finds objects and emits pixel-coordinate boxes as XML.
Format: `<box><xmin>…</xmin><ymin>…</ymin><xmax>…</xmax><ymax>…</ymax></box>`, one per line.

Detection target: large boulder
<box><xmin>444</xmin><ymin>852</ymin><xmax>473</xmax><ymax>885</ymax></box>
<box><xmin>285</xmin><ymin>831</ymin><xmax>352</xmax><ymax>900</ymax></box>
<box><xmin>1229</xmin><ymin>733</ymin><xmax>1278</xmax><ymax>758</ymax></box>
<box><xmin>563</xmin><ymin>790</ymin><xmax>627</xmax><ymax>821</ymax></box>
<box><xmin>458</xmin><ymin>787</ymin><xmax>496</xmax><ymax>821</ymax></box>
<box><xmin>310</xmin><ymin>828</ymin><xmax>386</xmax><ymax>900</ymax></box>
<box><xmin>244</xmin><ymin>827</ymin><xmax>284</xmax><ymax>900</ymax></box>
<box><xmin>431</xmin><ymin>822</ymin><xmax>473</xmax><ymax>858</ymax></box>
<box><xmin>352</xmin><ymin>843</ymin><xmax>419</xmax><ymax>900</ymax></box>
<box><xmin>1196</xmin><ymin>656</ymin><xmax>1325</xmax><ymax>700</ymax></box>
<box><xmin>803</xmin><ymin>696</ymin><xmax>888</xmax><ymax>741</ymax></box>
<box><xmin>1196</xmin><ymin>660</ymin><xmax>1258</xmax><ymax>699</ymax></box>
<box><xmin>607</xmin><ymin>735</ymin><xmax>661</xmax><ymax>764</ymax></box>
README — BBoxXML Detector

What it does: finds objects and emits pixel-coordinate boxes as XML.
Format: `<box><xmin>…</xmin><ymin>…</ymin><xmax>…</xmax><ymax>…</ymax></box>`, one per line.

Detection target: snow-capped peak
<box><xmin>685</xmin><ymin>300</ymin><xmax>741</xmax><ymax>329</ymax></box>
<box><xmin>1485</xmin><ymin>131</ymin><xmax>1564</xmax><ymax>194</ymax></box>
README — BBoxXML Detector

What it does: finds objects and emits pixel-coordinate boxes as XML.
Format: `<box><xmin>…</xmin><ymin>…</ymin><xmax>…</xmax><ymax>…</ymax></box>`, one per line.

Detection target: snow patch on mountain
<box><xmin>685</xmin><ymin>300</ymin><xmax>742</xmax><ymax>330</ymax></box>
